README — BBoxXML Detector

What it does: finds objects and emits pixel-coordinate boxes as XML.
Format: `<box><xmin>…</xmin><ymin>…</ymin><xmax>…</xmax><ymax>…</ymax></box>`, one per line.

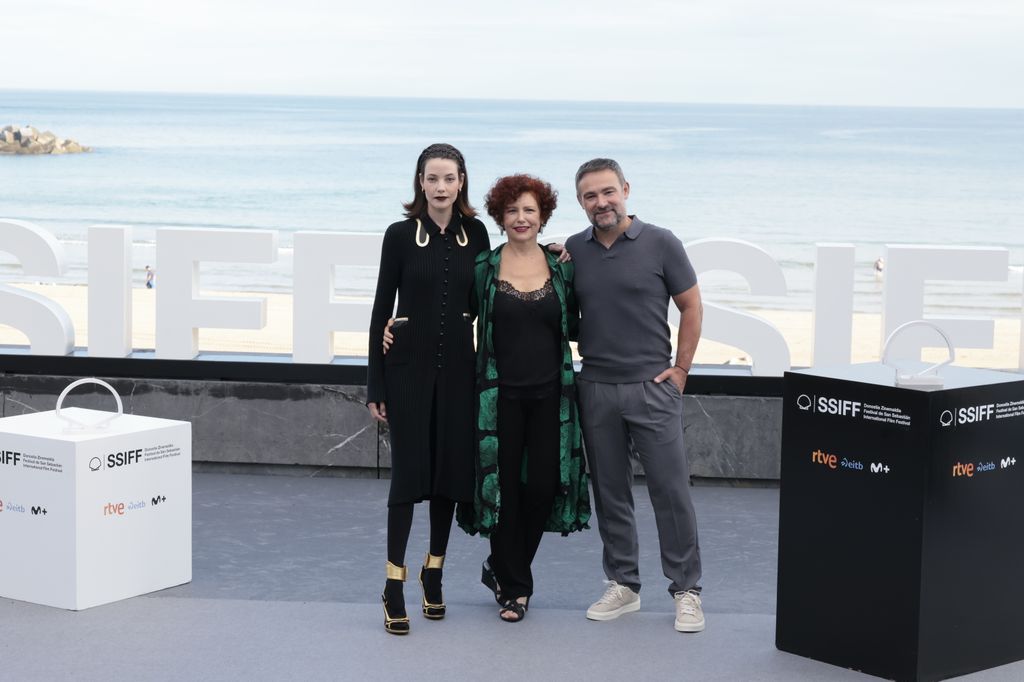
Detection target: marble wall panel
<box><xmin>2</xmin><ymin>375</ymin><xmax>782</xmax><ymax>480</ymax></box>
<box><xmin>0</xmin><ymin>375</ymin><xmax>379</xmax><ymax>470</ymax></box>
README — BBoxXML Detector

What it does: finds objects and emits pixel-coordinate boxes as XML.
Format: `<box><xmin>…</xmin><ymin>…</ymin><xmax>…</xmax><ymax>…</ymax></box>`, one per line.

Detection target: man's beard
<box><xmin>590</xmin><ymin>208</ymin><xmax>623</xmax><ymax>230</ymax></box>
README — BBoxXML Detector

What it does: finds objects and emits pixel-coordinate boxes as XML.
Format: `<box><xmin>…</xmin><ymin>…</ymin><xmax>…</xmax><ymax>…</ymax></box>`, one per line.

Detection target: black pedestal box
<box><xmin>776</xmin><ymin>363</ymin><xmax>1024</xmax><ymax>681</ymax></box>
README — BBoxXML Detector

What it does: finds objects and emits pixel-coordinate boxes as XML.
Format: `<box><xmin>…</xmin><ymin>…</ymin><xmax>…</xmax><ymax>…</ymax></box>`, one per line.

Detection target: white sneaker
<box><xmin>586</xmin><ymin>580</ymin><xmax>641</xmax><ymax>621</ymax></box>
<box><xmin>673</xmin><ymin>590</ymin><xmax>705</xmax><ymax>632</ymax></box>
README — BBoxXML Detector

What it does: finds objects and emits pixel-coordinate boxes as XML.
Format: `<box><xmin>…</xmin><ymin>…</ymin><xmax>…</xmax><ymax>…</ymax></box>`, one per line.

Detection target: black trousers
<box><xmin>490</xmin><ymin>385</ymin><xmax>561</xmax><ymax>600</ymax></box>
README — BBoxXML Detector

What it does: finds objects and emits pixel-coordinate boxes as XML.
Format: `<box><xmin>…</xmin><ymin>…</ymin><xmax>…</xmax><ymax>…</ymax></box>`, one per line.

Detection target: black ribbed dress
<box><xmin>367</xmin><ymin>211</ymin><xmax>490</xmax><ymax>506</ymax></box>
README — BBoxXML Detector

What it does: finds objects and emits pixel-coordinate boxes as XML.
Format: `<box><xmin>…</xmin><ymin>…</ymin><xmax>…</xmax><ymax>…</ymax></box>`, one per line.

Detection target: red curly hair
<box><xmin>484</xmin><ymin>174</ymin><xmax>558</xmax><ymax>232</ymax></box>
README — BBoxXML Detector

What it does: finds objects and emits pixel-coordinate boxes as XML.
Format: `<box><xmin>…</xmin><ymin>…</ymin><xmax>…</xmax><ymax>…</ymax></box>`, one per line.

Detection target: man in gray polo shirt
<box><xmin>566</xmin><ymin>158</ymin><xmax>705</xmax><ymax>633</ymax></box>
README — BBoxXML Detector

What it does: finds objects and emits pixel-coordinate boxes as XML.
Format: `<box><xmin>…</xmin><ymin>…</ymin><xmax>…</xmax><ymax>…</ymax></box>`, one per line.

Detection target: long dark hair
<box><xmin>402</xmin><ymin>143</ymin><xmax>477</xmax><ymax>219</ymax></box>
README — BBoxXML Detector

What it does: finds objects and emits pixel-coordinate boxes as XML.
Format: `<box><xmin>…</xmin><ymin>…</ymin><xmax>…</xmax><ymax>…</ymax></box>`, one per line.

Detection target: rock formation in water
<box><xmin>0</xmin><ymin>125</ymin><xmax>91</xmax><ymax>155</ymax></box>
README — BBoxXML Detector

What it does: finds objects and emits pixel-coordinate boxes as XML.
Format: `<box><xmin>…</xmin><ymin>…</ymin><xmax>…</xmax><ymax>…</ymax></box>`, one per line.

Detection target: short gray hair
<box><xmin>575</xmin><ymin>158</ymin><xmax>626</xmax><ymax>193</ymax></box>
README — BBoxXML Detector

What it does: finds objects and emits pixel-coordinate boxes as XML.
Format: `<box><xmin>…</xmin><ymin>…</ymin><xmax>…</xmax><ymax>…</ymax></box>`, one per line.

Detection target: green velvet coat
<box><xmin>457</xmin><ymin>245</ymin><xmax>591</xmax><ymax>537</ymax></box>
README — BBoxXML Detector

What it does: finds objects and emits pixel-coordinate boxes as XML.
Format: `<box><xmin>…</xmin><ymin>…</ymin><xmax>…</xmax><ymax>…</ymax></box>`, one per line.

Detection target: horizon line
<box><xmin>2</xmin><ymin>87</ymin><xmax>1022</xmax><ymax>113</ymax></box>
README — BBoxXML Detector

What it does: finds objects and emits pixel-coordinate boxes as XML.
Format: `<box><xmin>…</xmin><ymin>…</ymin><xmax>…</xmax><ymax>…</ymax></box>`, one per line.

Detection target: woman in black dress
<box><xmin>367</xmin><ymin>143</ymin><xmax>490</xmax><ymax>635</ymax></box>
<box><xmin>463</xmin><ymin>175</ymin><xmax>590</xmax><ymax>622</ymax></box>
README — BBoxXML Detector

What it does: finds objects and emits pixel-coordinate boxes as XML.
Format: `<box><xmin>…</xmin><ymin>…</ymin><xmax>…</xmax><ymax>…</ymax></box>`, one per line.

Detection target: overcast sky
<box><xmin>3</xmin><ymin>0</ymin><xmax>1023</xmax><ymax>107</ymax></box>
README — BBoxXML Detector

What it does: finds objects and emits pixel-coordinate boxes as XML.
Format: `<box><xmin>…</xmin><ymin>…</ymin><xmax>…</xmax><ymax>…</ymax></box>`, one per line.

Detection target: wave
<box><xmin>818</xmin><ymin>127</ymin><xmax>959</xmax><ymax>139</ymax></box>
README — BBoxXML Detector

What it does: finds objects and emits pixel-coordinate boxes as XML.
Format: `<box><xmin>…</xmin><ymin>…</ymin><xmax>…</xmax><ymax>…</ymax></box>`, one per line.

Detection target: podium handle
<box><xmin>881</xmin><ymin>320</ymin><xmax>954</xmax><ymax>383</ymax></box>
<box><xmin>55</xmin><ymin>378</ymin><xmax>125</xmax><ymax>431</ymax></box>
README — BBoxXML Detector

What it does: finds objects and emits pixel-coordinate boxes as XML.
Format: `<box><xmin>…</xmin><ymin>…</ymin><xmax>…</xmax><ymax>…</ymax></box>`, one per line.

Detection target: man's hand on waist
<box><xmin>653</xmin><ymin>365</ymin><xmax>688</xmax><ymax>392</ymax></box>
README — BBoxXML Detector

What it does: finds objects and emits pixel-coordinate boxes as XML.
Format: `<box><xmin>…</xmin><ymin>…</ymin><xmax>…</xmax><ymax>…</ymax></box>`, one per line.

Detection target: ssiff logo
<box><xmin>958</xmin><ymin>404</ymin><xmax>994</xmax><ymax>425</ymax></box>
<box><xmin>106</xmin><ymin>449</ymin><xmax>142</xmax><ymax>468</ymax></box>
<box><xmin>1</xmin><ymin>450</ymin><xmax>22</xmax><ymax>466</ymax></box>
<box><xmin>943</xmin><ymin>405</ymin><xmax>995</xmax><ymax>428</ymax></box>
<box><xmin>795</xmin><ymin>394</ymin><xmax>861</xmax><ymax>417</ymax></box>
<box><xmin>89</xmin><ymin>448</ymin><xmax>143</xmax><ymax>471</ymax></box>
<box><xmin>818</xmin><ymin>397</ymin><xmax>861</xmax><ymax>417</ymax></box>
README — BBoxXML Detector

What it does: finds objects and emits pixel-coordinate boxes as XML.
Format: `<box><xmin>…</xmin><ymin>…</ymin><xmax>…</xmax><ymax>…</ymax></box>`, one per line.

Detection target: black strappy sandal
<box><xmin>499</xmin><ymin>597</ymin><xmax>528</xmax><ymax>623</ymax></box>
<box><xmin>481</xmin><ymin>559</ymin><xmax>503</xmax><ymax>605</ymax></box>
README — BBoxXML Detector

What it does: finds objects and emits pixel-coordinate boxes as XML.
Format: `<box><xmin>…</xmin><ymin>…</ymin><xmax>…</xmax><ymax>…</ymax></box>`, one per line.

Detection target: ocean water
<box><xmin>1</xmin><ymin>90</ymin><xmax>1022</xmax><ymax>316</ymax></box>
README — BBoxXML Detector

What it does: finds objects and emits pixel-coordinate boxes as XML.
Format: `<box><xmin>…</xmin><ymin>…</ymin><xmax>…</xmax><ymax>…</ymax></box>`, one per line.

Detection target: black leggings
<box><xmin>386</xmin><ymin>497</ymin><xmax>455</xmax><ymax>567</ymax></box>
<box><xmin>489</xmin><ymin>387</ymin><xmax>561</xmax><ymax>600</ymax></box>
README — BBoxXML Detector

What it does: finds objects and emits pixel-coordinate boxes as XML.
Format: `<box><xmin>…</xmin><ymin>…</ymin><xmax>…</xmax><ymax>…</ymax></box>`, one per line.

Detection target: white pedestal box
<box><xmin>0</xmin><ymin>379</ymin><xmax>192</xmax><ymax>610</ymax></box>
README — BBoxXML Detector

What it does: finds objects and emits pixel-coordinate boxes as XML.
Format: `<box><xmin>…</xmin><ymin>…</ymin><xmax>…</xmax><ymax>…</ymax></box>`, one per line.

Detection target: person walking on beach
<box><xmin>566</xmin><ymin>158</ymin><xmax>705</xmax><ymax>633</ymax></box>
<box><xmin>458</xmin><ymin>174</ymin><xmax>590</xmax><ymax>623</ymax></box>
<box><xmin>366</xmin><ymin>143</ymin><xmax>490</xmax><ymax>635</ymax></box>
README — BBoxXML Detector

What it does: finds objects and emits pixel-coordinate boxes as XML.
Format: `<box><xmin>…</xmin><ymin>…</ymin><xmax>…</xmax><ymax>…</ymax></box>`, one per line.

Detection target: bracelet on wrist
<box><xmin>674</xmin><ymin>364</ymin><xmax>690</xmax><ymax>374</ymax></box>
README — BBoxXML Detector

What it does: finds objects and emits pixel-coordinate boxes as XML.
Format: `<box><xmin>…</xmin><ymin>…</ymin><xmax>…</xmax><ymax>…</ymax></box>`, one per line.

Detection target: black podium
<box><xmin>776</xmin><ymin>363</ymin><xmax>1024</xmax><ymax>681</ymax></box>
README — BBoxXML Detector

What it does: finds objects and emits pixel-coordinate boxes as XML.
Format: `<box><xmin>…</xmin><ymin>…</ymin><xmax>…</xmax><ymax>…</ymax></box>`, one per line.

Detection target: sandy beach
<box><xmin>2</xmin><ymin>283</ymin><xmax>1020</xmax><ymax>371</ymax></box>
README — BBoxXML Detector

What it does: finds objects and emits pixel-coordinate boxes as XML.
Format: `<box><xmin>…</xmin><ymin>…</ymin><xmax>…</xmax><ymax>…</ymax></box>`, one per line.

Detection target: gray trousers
<box><xmin>577</xmin><ymin>377</ymin><xmax>702</xmax><ymax>595</ymax></box>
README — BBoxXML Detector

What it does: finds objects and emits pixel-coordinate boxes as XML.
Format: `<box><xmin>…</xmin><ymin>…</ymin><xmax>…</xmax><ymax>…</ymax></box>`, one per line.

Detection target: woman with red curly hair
<box><xmin>458</xmin><ymin>174</ymin><xmax>591</xmax><ymax>622</ymax></box>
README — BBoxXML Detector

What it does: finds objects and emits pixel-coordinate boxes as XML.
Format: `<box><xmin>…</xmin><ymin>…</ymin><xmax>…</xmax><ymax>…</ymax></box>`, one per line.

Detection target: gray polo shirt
<box><xmin>566</xmin><ymin>216</ymin><xmax>697</xmax><ymax>383</ymax></box>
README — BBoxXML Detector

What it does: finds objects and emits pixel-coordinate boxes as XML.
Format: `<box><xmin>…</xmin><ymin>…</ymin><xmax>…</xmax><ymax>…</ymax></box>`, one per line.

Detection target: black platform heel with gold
<box><xmin>382</xmin><ymin>561</ymin><xmax>410</xmax><ymax>635</ymax></box>
<box><xmin>419</xmin><ymin>553</ymin><xmax>446</xmax><ymax>619</ymax></box>
<box><xmin>481</xmin><ymin>558</ymin><xmax>503</xmax><ymax>605</ymax></box>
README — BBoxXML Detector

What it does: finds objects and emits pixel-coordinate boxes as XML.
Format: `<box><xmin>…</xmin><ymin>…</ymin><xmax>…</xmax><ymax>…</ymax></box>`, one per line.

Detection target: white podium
<box><xmin>0</xmin><ymin>379</ymin><xmax>192</xmax><ymax>610</ymax></box>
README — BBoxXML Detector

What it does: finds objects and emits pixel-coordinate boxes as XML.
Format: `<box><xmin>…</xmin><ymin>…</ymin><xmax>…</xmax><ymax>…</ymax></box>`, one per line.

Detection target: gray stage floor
<box><xmin>2</xmin><ymin>473</ymin><xmax>1022</xmax><ymax>681</ymax></box>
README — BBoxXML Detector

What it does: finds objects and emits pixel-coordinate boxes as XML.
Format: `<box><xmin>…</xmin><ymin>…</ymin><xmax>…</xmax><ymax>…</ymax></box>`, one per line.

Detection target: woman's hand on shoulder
<box><xmin>546</xmin><ymin>242</ymin><xmax>571</xmax><ymax>263</ymax></box>
<box><xmin>368</xmin><ymin>402</ymin><xmax>387</xmax><ymax>423</ymax></box>
<box><xmin>382</xmin><ymin>318</ymin><xmax>394</xmax><ymax>353</ymax></box>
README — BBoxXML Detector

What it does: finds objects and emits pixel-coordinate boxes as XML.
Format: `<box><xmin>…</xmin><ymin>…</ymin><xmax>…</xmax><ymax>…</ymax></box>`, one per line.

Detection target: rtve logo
<box><xmin>811</xmin><ymin>449</ymin><xmax>838</xmax><ymax>469</ymax></box>
<box><xmin>104</xmin><ymin>502</ymin><xmax>126</xmax><ymax>516</ymax></box>
<box><xmin>103</xmin><ymin>498</ymin><xmax>150</xmax><ymax>516</ymax></box>
<box><xmin>1</xmin><ymin>450</ymin><xmax>22</xmax><ymax>466</ymax></box>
